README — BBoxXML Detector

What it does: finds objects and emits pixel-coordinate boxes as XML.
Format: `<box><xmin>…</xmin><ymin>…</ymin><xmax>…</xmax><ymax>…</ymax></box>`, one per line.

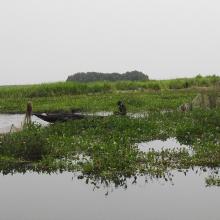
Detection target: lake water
<box><xmin>137</xmin><ymin>138</ymin><xmax>193</xmax><ymax>154</ymax></box>
<box><xmin>0</xmin><ymin>114</ymin><xmax>219</xmax><ymax>220</ymax></box>
<box><xmin>0</xmin><ymin>113</ymin><xmax>147</xmax><ymax>133</ymax></box>
<box><xmin>0</xmin><ymin>170</ymin><xmax>219</xmax><ymax>220</ymax></box>
<box><xmin>88</xmin><ymin>111</ymin><xmax>148</xmax><ymax>118</ymax></box>
<box><xmin>0</xmin><ymin>114</ymin><xmax>48</xmax><ymax>133</ymax></box>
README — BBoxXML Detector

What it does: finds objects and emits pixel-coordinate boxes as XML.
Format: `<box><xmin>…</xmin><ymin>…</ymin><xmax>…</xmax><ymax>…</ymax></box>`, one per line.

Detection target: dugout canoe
<box><xmin>34</xmin><ymin>113</ymin><xmax>86</xmax><ymax>123</ymax></box>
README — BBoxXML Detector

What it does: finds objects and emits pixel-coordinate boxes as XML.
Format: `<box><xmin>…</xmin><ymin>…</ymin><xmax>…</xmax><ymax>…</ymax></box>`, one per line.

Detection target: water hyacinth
<box><xmin>0</xmin><ymin>108</ymin><xmax>219</xmax><ymax>187</ymax></box>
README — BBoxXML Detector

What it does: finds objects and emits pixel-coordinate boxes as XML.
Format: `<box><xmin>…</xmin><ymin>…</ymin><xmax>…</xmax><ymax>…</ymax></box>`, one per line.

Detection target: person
<box><xmin>114</xmin><ymin>100</ymin><xmax>127</xmax><ymax>115</ymax></box>
<box><xmin>24</xmin><ymin>101</ymin><xmax>33</xmax><ymax>124</ymax></box>
<box><xmin>180</xmin><ymin>103</ymin><xmax>187</xmax><ymax>112</ymax></box>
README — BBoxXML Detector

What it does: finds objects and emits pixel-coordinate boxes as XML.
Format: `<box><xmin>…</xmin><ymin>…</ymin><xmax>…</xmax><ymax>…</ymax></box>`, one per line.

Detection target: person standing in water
<box><xmin>24</xmin><ymin>101</ymin><xmax>33</xmax><ymax>124</ymax></box>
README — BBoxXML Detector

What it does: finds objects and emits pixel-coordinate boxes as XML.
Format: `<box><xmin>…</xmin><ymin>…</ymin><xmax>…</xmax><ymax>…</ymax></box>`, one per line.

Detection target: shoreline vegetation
<box><xmin>0</xmin><ymin>75</ymin><xmax>219</xmax><ymax>188</ymax></box>
<box><xmin>1</xmin><ymin>75</ymin><xmax>219</xmax><ymax>98</ymax></box>
<box><xmin>0</xmin><ymin>75</ymin><xmax>219</xmax><ymax>114</ymax></box>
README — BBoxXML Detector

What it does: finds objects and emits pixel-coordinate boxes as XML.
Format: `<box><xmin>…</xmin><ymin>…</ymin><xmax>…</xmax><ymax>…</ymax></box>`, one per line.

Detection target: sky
<box><xmin>0</xmin><ymin>0</ymin><xmax>220</xmax><ymax>85</ymax></box>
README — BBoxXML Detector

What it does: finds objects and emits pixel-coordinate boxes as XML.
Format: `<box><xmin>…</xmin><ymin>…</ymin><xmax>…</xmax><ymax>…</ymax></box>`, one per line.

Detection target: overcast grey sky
<box><xmin>0</xmin><ymin>0</ymin><xmax>220</xmax><ymax>85</ymax></box>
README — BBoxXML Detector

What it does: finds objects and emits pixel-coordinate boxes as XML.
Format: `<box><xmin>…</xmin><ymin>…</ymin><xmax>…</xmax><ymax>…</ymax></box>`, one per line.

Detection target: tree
<box><xmin>67</xmin><ymin>71</ymin><xmax>149</xmax><ymax>82</ymax></box>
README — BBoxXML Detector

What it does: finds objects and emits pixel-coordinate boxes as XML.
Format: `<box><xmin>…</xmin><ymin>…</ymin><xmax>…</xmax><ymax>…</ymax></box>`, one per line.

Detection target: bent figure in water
<box><xmin>114</xmin><ymin>101</ymin><xmax>127</xmax><ymax>115</ymax></box>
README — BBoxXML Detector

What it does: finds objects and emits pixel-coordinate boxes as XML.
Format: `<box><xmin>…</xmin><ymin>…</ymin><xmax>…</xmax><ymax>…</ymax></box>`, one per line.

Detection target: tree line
<box><xmin>67</xmin><ymin>70</ymin><xmax>149</xmax><ymax>82</ymax></box>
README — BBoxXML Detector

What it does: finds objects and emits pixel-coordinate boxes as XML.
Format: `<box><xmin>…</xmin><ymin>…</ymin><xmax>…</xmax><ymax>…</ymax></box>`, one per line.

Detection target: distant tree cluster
<box><xmin>67</xmin><ymin>71</ymin><xmax>149</xmax><ymax>82</ymax></box>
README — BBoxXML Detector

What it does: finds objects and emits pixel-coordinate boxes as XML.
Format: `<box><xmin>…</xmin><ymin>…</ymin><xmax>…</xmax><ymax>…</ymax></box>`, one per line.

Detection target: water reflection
<box><xmin>0</xmin><ymin>169</ymin><xmax>219</xmax><ymax>220</ymax></box>
<box><xmin>0</xmin><ymin>160</ymin><xmax>219</xmax><ymax>189</ymax></box>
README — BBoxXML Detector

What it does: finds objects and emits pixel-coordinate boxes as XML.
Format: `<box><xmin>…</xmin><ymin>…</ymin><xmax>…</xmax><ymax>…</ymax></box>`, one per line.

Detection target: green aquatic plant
<box><xmin>0</xmin><ymin>123</ymin><xmax>51</xmax><ymax>161</ymax></box>
<box><xmin>1</xmin><ymin>77</ymin><xmax>217</xmax><ymax>189</ymax></box>
<box><xmin>0</xmin><ymin>90</ymin><xmax>195</xmax><ymax>113</ymax></box>
<box><xmin>0</xmin><ymin>87</ymin><xmax>219</xmax><ymax>188</ymax></box>
<box><xmin>206</xmin><ymin>176</ymin><xmax>220</xmax><ymax>187</ymax></box>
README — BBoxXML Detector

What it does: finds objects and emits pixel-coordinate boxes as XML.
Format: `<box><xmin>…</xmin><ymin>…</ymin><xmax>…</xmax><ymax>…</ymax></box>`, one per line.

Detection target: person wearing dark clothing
<box><xmin>24</xmin><ymin>101</ymin><xmax>32</xmax><ymax>124</ymax></box>
<box><xmin>115</xmin><ymin>101</ymin><xmax>127</xmax><ymax>115</ymax></box>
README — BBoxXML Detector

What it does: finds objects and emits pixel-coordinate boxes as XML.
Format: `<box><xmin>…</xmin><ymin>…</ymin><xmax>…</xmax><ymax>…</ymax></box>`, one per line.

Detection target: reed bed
<box><xmin>0</xmin><ymin>75</ymin><xmax>219</xmax><ymax>98</ymax></box>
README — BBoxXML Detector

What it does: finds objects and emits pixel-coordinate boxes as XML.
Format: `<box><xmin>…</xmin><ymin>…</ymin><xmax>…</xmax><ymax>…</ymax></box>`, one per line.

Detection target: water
<box><xmin>137</xmin><ymin>138</ymin><xmax>193</xmax><ymax>154</ymax></box>
<box><xmin>0</xmin><ymin>114</ymin><xmax>48</xmax><ymax>133</ymax></box>
<box><xmin>0</xmin><ymin>115</ymin><xmax>219</xmax><ymax>220</ymax></box>
<box><xmin>0</xmin><ymin>111</ymin><xmax>147</xmax><ymax>134</ymax></box>
<box><xmin>0</xmin><ymin>112</ymin><xmax>147</xmax><ymax>134</ymax></box>
<box><xmin>88</xmin><ymin>111</ymin><xmax>148</xmax><ymax>118</ymax></box>
<box><xmin>0</xmin><ymin>170</ymin><xmax>219</xmax><ymax>220</ymax></box>
<box><xmin>87</xmin><ymin>111</ymin><xmax>113</xmax><ymax>116</ymax></box>
<box><xmin>0</xmin><ymin>112</ymin><xmax>147</xmax><ymax>132</ymax></box>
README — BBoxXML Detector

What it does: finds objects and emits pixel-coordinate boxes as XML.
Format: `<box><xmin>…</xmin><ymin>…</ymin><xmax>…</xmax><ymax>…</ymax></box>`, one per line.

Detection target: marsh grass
<box><xmin>0</xmin><ymin>109</ymin><xmax>219</xmax><ymax>187</ymax></box>
<box><xmin>0</xmin><ymin>90</ymin><xmax>195</xmax><ymax>113</ymax></box>
<box><xmin>0</xmin><ymin>75</ymin><xmax>219</xmax><ymax>99</ymax></box>
<box><xmin>0</xmin><ymin>124</ymin><xmax>51</xmax><ymax>161</ymax></box>
<box><xmin>0</xmin><ymin>75</ymin><xmax>219</xmax><ymax>114</ymax></box>
<box><xmin>0</xmin><ymin>77</ymin><xmax>219</xmax><ymax>187</ymax></box>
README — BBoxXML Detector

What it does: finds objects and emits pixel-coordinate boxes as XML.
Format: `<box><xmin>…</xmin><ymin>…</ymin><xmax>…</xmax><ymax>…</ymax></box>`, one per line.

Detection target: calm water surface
<box><xmin>0</xmin><ymin>114</ymin><xmax>48</xmax><ymax>133</ymax></box>
<box><xmin>0</xmin><ymin>171</ymin><xmax>219</xmax><ymax>220</ymax></box>
<box><xmin>0</xmin><ymin>112</ymin><xmax>147</xmax><ymax>133</ymax></box>
<box><xmin>88</xmin><ymin>111</ymin><xmax>148</xmax><ymax>118</ymax></box>
<box><xmin>0</xmin><ymin>114</ymin><xmax>219</xmax><ymax>220</ymax></box>
<box><xmin>137</xmin><ymin>138</ymin><xmax>193</xmax><ymax>154</ymax></box>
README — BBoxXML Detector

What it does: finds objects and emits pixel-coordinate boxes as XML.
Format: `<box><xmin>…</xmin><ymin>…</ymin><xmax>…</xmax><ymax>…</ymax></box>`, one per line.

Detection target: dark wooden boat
<box><xmin>34</xmin><ymin>113</ymin><xmax>86</xmax><ymax>123</ymax></box>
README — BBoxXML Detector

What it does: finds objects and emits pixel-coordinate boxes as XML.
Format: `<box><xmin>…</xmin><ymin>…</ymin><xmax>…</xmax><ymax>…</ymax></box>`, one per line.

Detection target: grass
<box><xmin>0</xmin><ymin>77</ymin><xmax>219</xmax><ymax>188</ymax></box>
<box><xmin>0</xmin><ymin>75</ymin><xmax>219</xmax><ymax>114</ymax></box>
<box><xmin>0</xmin><ymin>75</ymin><xmax>219</xmax><ymax>98</ymax></box>
<box><xmin>0</xmin><ymin>109</ymin><xmax>219</xmax><ymax>187</ymax></box>
<box><xmin>0</xmin><ymin>90</ymin><xmax>196</xmax><ymax>113</ymax></box>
